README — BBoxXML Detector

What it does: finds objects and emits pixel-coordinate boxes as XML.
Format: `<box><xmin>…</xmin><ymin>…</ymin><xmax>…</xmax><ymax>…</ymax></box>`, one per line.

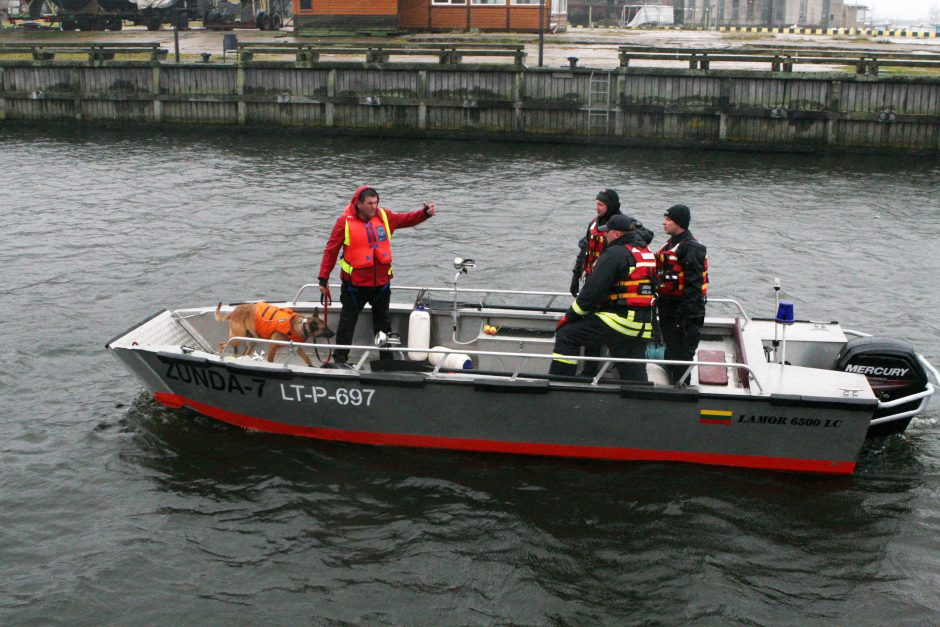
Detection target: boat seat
<box><xmin>697</xmin><ymin>349</ymin><xmax>729</xmax><ymax>386</ymax></box>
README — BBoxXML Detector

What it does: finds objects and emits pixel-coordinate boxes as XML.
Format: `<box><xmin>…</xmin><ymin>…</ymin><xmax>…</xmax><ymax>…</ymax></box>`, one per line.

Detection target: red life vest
<box><xmin>608</xmin><ymin>245</ymin><xmax>657</xmax><ymax>308</ymax></box>
<box><xmin>655</xmin><ymin>241</ymin><xmax>708</xmax><ymax>298</ymax></box>
<box><xmin>339</xmin><ymin>206</ymin><xmax>393</xmax><ymax>276</ymax></box>
<box><xmin>254</xmin><ymin>302</ymin><xmax>304</xmax><ymax>342</ymax></box>
<box><xmin>581</xmin><ymin>218</ymin><xmax>605</xmax><ymax>276</ymax></box>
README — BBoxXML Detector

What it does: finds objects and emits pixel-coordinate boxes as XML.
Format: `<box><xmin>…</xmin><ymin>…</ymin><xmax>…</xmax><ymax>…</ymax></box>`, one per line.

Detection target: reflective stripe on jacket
<box><xmin>596</xmin><ymin>310</ymin><xmax>653</xmax><ymax>339</ymax></box>
<box><xmin>254</xmin><ymin>302</ymin><xmax>303</xmax><ymax>342</ymax></box>
<box><xmin>608</xmin><ymin>245</ymin><xmax>657</xmax><ymax>308</ymax></box>
<box><xmin>339</xmin><ymin>206</ymin><xmax>393</xmax><ymax>276</ymax></box>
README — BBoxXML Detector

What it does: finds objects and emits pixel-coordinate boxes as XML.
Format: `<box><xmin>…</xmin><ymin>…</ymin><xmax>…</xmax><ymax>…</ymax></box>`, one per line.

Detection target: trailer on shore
<box><xmin>202</xmin><ymin>0</ymin><xmax>290</xmax><ymax>31</ymax></box>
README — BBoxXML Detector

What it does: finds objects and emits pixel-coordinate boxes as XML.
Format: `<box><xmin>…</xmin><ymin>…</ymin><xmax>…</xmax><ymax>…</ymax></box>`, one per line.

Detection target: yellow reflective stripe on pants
<box><xmin>596</xmin><ymin>311</ymin><xmax>653</xmax><ymax>339</ymax></box>
<box><xmin>552</xmin><ymin>352</ymin><xmax>578</xmax><ymax>365</ymax></box>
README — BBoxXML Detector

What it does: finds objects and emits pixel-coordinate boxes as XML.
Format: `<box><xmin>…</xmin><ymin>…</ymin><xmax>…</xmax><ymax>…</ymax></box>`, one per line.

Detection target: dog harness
<box><xmin>253</xmin><ymin>302</ymin><xmax>304</xmax><ymax>342</ymax></box>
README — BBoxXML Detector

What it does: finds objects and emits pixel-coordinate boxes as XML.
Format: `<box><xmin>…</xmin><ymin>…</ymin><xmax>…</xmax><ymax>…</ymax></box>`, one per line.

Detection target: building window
<box><xmin>299</xmin><ymin>0</ymin><xmax>311</xmax><ymax>9</ymax></box>
<box><xmin>509</xmin><ymin>0</ymin><xmax>541</xmax><ymax>5</ymax></box>
<box><xmin>471</xmin><ymin>0</ymin><xmax>504</xmax><ymax>4</ymax></box>
<box><xmin>432</xmin><ymin>0</ymin><xmax>466</xmax><ymax>4</ymax></box>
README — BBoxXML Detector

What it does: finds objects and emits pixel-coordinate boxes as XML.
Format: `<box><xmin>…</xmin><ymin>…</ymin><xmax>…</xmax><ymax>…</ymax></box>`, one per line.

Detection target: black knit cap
<box><xmin>665</xmin><ymin>204</ymin><xmax>691</xmax><ymax>230</ymax></box>
<box><xmin>596</xmin><ymin>188</ymin><xmax>620</xmax><ymax>213</ymax></box>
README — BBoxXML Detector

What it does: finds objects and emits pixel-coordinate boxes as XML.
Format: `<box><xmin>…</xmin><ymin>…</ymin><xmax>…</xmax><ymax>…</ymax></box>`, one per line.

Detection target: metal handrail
<box><xmin>876</xmin><ymin>384</ymin><xmax>935</xmax><ymax>409</ymax></box>
<box><xmin>868</xmin><ymin>353</ymin><xmax>938</xmax><ymax>425</ymax></box>
<box><xmin>292</xmin><ymin>282</ymin><xmax>570</xmax><ymax>308</ymax></box>
<box><xmin>706</xmin><ymin>298</ymin><xmax>750</xmax><ymax>321</ymax></box>
<box><xmin>870</xmin><ymin>383</ymin><xmax>935</xmax><ymax>426</ymax></box>
<box><xmin>217</xmin><ymin>336</ymin><xmax>766</xmax><ymax>393</ymax></box>
<box><xmin>291</xmin><ymin>283</ymin><xmax>750</xmax><ymax>319</ymax></box>
<box><xmin>918</xmin><ymin>353</ymin><xmax>940</xmax><ymax>386</ymax></box>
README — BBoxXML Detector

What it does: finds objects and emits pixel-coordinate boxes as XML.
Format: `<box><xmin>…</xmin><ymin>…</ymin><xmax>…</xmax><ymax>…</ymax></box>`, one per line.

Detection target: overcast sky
<box><xmin>867</xmin><ymin>0</ymin><xmax>936</xmax><ymax>21</ymax></box>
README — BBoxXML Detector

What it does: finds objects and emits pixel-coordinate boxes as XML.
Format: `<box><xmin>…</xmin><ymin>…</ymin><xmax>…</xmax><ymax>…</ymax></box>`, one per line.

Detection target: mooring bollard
<box><xmin>567</xmin><ymin>56</ymin><xmax>579</xmax><ymax>68</ymax></box>
<box><xmin>201</xmin><ymin>52</ymin><xmax>211</xmax><ymax>63</ymax></box>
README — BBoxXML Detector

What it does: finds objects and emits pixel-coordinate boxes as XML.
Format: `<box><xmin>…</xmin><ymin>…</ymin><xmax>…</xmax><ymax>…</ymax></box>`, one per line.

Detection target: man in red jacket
<box><xmin>318</xmin><ymin>185</ymin><xmax>437</xmax><ymax>364</ymax></box>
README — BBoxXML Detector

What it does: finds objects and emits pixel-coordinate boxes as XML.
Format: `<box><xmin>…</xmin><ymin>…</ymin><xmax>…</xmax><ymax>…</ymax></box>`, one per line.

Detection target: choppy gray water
<box><xmin>2</xmin><ymin>126</ymin><xmax>939</xmax><ymax>624</ymax></box>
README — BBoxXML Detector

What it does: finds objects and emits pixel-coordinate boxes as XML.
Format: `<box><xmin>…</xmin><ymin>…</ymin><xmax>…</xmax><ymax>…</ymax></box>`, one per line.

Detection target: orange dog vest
<box><xmin>254</xmin><ymin>302</ymin><xmax>304</xmax><ymax>342</ymax></box>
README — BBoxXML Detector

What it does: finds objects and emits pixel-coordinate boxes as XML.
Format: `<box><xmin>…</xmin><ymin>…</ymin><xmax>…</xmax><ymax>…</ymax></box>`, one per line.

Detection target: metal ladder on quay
<box><xmin>587</xmin><ymin>71</ymin><xmax>612</xmax><ymax>134</ymax></box>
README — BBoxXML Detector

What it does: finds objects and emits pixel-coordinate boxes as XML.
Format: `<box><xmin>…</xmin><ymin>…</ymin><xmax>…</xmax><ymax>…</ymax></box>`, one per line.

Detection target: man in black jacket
<box><xmin>569</xmin><ymin>188</ymin><xmax>623</xmax><ymax>297</ymax></box>
<box><xmin>568</xmin><ymin>189</ymin><xmax>655</xmax><ymax>376</ymax></box>
<box><xmin>550</xmin><ymin>214</ymin><xmax>656</xmax><ymax>382</ymax></box>
<box><xmin>655</xmin><ymin>204</ymin><xmax>708</xmax><ymax>382</ymax></box>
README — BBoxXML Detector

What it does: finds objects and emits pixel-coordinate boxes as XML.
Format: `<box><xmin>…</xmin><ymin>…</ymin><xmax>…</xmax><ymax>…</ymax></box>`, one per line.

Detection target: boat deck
<box><xmin>107</xmin><ymin>301</ymin><xmax>876</xmax><ymax>402</ymax></box>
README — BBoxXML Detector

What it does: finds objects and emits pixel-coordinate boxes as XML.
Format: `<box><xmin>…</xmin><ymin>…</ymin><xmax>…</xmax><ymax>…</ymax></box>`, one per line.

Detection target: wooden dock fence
<box><xmin>1</xmin><ymin>43</ymin><xmax>938</xmax><ymax>153</ymax></box>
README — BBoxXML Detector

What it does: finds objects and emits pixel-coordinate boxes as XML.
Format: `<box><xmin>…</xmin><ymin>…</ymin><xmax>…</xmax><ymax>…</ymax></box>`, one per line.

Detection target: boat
<box><xmin>106</xmin><ymin>258</ymin><xmax>937</xmax><ymax>475</ymax></box>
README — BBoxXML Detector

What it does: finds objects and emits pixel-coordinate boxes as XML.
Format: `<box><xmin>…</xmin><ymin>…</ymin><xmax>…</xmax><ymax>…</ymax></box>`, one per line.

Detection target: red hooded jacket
<box><xmin>318</xmin><ymin>185</ymin><xmax>430</xmax><ymax>287</ymax></box>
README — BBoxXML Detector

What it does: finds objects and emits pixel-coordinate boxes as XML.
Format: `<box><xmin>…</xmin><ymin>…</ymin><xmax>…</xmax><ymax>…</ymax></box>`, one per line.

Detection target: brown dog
<box><xmin>215</xmin><ymin>301</ymin><xmax>334</xmax><ymax>366</ymax></box>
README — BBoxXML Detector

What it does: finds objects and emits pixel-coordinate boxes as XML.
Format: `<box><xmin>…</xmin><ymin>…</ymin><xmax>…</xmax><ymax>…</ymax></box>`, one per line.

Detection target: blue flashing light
<box><xmin>776</xmin><ymin>301</ymin><xmax>795</xmax><ymax>325</ymax></box>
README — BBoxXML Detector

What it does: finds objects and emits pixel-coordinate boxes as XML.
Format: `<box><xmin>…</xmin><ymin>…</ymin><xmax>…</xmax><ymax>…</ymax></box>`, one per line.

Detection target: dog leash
<box><xmin>315</xmin><ymin>291</ymin><xmax>333</xmax><ymax>364</ymax></box>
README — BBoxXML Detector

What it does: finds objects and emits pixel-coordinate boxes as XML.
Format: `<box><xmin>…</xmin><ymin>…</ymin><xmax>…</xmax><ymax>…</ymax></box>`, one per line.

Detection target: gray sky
<box><xmin>867</xmin><ymin>0</ymin><xmax>936</xmax><ymax>21</ymax></box>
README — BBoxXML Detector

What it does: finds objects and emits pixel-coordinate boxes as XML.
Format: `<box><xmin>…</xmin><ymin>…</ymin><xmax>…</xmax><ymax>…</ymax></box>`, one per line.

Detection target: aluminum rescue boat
<box><xmin>107</xmin><ymin>262</ymin><xmax>937</xmax><ymax>475</ymax></box>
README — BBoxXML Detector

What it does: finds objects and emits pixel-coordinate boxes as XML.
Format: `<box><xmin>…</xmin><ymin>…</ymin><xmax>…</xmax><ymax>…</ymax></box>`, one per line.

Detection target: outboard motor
<box><xmin>835</xmin><ymin>337</ymin><xmax>929</xmax><ymax>438</ymax></box>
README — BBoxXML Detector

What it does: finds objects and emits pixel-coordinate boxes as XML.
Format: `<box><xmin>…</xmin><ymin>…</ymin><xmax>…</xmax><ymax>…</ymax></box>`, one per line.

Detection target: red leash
<box><xmin>315</xmin><ymin>291</ymin><xmax>334</xmax><ymax>364</ymax></box>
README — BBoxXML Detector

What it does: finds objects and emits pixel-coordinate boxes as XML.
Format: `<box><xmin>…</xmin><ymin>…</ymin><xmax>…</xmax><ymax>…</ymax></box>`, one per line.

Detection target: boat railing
<box><xmin>218</xmin><ymin>337</ymin><xmax>766</xmax><ymax>393</ymax></box>
<box><xmin>706</xmin><ymin>298</ymin><xmax>750</xmax><ymax>321</ymax></box>
<box><xmin>290</xmin><ymin>283</ymin><xmax>750</xmax><ymax>320</ymax></box>
<box><xmin>291</xmin><ymin>282</ymin><xmax>569</xmax><ymax>311</ymax></box>
<box><xmin>867</xmin><ymin>353</ymin><xmax>938</xmax><ymax>426</ymax></box>
<box><xmin>869</xmin><ymin>382</ymin><xmax>935</xmax><ymax>426</ymax></box>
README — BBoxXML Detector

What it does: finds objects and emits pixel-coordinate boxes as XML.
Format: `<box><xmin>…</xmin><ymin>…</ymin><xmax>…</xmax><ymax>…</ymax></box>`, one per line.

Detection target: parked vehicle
<box><xmin>203</xmin><ymin>0</ymin><xmax>290</xmax><ymax>31</ymax></box>
<box><xmin>48</xmin><ymin>0</ymin><xmax>206</xmax><ymax>31</ymax></box>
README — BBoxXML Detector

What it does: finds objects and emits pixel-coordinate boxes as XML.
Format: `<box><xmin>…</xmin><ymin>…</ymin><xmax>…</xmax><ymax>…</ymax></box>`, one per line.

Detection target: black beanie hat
<box><xmin>596</xmin><ymin>188</ymin><xmax>621</xmax><ymax>213</ymax></box>
<box><xmin>665</xmin><ymin>204</ymin><xmax>691</xmax><ymax>230</ymax></box>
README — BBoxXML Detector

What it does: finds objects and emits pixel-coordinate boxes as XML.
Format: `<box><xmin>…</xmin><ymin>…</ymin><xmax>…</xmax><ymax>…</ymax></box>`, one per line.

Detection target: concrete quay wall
<box><xmin>1</xmin><ymin>61</ymin><xmax>938</xmax><ymax>153</ymax></box>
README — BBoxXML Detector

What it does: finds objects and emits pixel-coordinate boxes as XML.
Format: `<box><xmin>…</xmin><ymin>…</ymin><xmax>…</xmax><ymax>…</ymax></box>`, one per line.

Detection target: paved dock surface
<box><xmin>2</xmin><ymin>24</ymin><xmax>939</xmax><ymax>71</ymax></box>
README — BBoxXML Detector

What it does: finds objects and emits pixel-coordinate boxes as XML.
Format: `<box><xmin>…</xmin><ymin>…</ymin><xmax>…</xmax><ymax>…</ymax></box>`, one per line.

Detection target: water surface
<box><xmin>2</xmin><ymin>126</ymin><xmax>939</xmax><ymax>623</ymax></box>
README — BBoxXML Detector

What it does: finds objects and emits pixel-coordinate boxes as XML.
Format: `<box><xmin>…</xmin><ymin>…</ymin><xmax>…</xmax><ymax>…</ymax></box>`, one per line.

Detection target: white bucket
<box><xmin>407</xmin><ymin>307</ymin><xmax>431</xmax><ymax>361</ymax></box>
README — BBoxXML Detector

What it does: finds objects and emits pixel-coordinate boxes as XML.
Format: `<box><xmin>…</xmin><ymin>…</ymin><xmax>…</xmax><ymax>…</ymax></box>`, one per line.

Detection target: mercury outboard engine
<box><xmin>835</xmin><ymin>337</ymin><xmax>929</xmax><ymax>438</ymax></box>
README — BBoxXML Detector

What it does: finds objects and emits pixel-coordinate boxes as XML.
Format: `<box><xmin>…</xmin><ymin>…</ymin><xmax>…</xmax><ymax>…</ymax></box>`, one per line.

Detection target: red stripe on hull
<box><xmin>153</xmin><ymin>392</ymin><xmax>857</xmax><ymax>475</ymax></box>
<box><xmin>699</xmin><ymin>418</ymin><xmax>732</xmax><ymax>425</ymax></box>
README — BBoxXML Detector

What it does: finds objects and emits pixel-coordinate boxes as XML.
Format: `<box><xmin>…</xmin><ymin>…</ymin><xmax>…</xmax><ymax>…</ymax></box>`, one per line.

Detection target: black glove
<box><xmin>569</xmin><ymin>274</ymin><xmax>581</xmax><ymax>297</ymax></box>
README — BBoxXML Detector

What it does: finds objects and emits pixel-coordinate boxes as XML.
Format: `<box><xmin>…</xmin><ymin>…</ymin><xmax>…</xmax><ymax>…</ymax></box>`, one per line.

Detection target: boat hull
<box><xmin>120</xmin><ymin>348</ymin><xmax>877</xmax><ymax>475</ymax></box>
